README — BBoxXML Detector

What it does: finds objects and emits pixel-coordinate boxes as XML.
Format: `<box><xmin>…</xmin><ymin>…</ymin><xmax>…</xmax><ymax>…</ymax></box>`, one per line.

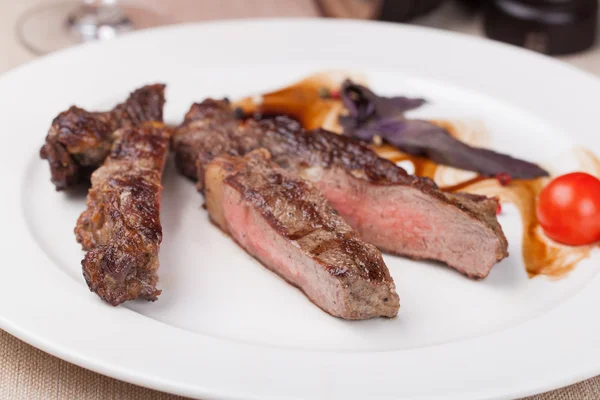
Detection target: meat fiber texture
<box><xmin>40</xmin><ymin>84</ymin><xmax>166</xmax><ymax>190</ymax></box>
<box><xmin>205</xmin><ymin>149</ymin><xmax>400</xmax><ymax>319</ymax></box>
<box><xmin>174</xmin><ymin>100</ymin><xmax>508</xmax><ymax>279</ymax></box>
<box><xmin>75</xmin><ymin>122</ymin><xmax>171</xmax><ymax>306</ymax></box>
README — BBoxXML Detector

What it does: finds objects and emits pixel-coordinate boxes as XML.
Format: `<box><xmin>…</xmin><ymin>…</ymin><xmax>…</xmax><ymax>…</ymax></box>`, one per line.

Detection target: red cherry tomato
<box><xmin>536</xmin><ymin>172</ymin><xmax>600</xmax><ymax>246</ymax></box>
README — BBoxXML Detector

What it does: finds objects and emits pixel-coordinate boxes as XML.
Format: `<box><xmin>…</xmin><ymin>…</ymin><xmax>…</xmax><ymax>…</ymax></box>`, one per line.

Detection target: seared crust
<box><xmin>206</xmin><ymin>149</ymin><xmax>399</xmax><ymax>319</ymax></box>
<box><xmin>174</xmin><ymin>100</ymin><xmax>508</xmax><ymax>264</ymax></box>
<box><xmin>224</xmin><ymin>150</ymin><xmax>392</xmax><ymax>282</ymax></box>
<box><xmin>40</xmin><ymin>84</ymin><xmax>166</xmax><ymax>190</ymax></box>
<box><xmin>173</xmin><ymin>99</ymin><xmax>238</xmax><ymax>179</ymax></box>
<box><xmin>75</xmin><ymin>122</ymin><xmax>171</xmax><ymax>306</ymax></box>
<box><xmin>110</xmin><ymin>84</ymin><xmax>167</xmax><ymax>128</ymax></box>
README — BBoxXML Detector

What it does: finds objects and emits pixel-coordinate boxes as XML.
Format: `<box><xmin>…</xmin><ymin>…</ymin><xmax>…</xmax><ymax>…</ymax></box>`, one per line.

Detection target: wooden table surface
<box><xmin>2</xmin><ymin>1</ymin><xmax>600</xmax><ymax>399</ymax></box>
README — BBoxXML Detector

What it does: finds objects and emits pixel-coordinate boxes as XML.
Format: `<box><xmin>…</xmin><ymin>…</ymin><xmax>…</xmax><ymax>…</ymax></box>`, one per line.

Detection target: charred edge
<box><xmin>40</xmin><ymin>137</ymin><xmax>81</xmax><ymax>191</ymax></box>
<box><xmin>111</xmin><ymin>84</ymin><xmax>166</xmax><ymax>128</ymax></box>
<box><xmin>82</xmin><ymin>242</ymin><xmax>160</xmax><ymax>307</ymax></box>
<box><xmin>223</xmin><ymin>158</ymin><xmax>390</xmax><ymax>282</ymax></box>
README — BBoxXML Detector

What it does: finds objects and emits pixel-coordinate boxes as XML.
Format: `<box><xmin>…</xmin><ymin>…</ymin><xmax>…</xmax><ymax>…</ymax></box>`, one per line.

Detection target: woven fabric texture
<box><xmin>2</xmin><ymin>328</ymin><xmax>599</xmax><ymax>399</ymax></box>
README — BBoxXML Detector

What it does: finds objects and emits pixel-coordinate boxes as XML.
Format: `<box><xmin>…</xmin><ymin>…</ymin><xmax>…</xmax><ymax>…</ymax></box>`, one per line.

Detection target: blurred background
<box><xmin>2</xmin><ymin>0</ymin><xmax>599</xmax><ymax>76</ymax></box>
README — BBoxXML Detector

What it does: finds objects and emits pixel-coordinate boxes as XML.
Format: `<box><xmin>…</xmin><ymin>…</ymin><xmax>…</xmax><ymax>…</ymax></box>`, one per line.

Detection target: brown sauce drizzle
<box><xmin>439</xmin><ymin>176</ymin><xmax>489</xmax><ymax>193</ymax></box>
<box><xmin>234</xmin><ymin>71</ymin><xmax>362</xmax><ymax>131</ymax></box>
<box><xmin>455</xmin><ymin>178</ymin><xmax>596</xmax><ymax>278</ymax></box>
<box><xmin>236</xmin><ymin>71</ymin><xmax>600</xmax><ymax>279</ymax></box>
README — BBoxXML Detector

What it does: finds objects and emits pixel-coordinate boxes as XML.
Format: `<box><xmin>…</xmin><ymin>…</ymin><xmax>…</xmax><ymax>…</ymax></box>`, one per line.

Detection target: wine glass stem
<box><xmin>68</xmin><ymin>0</ymin><xmax>133</xmax><ymax>41</ymax></box>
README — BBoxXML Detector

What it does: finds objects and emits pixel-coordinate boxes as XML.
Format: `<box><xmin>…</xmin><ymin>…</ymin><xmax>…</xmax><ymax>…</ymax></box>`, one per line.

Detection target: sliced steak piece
<box><xmin>174</xmin><ymin>99</ymin><xmax>238</xmax><ymax>180</ymax></box>
<box><xmin>75</xmin><ymin>121</ymin><xmax>171</xmax><ymax>306</ymax></box>
<box><xmin>205</xmin><ymin>149</ymin><xmax>399</xmax><ymax>319</ymax></box>
<box><xmin>174</xmin><ymin>100</ymin><xmax>508</xmax><ymax>279</ymax></box>
<box><xmin>40</xmin><ymin>84</ymin><xmax>166</xmax><ymax>191</ymax></box>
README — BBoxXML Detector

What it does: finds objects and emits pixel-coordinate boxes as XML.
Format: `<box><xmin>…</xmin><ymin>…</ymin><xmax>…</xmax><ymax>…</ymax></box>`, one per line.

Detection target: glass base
<box><xmin>17</xmin><ymin>1</ymin><xmax>170</xmax><ymax>55</ymax></box>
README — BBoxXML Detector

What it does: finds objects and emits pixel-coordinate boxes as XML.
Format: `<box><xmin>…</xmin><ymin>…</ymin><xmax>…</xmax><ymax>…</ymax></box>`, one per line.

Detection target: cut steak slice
<box><xmin>75</xmin><ymin>121</ymin><xmax>171</xmax><ymax>306</ymax></box>
<box><xmin>40</xmin><ymin>84</ymin><xmax>166</xmax><ymax>191</ymax></box>
<box><xmin>174</xmin><ymin>100</ymin><xmax>508</xmax><ymax>279</ymax></box>
<box><xmin>205</xmin><ymin>149</ymin><xmax>400</xmax><ymax>319</ymax></box>
<box><xmin>173</xmin><ymin>98</ymin><xmax>239</xmax><ymax>180</ymax></box>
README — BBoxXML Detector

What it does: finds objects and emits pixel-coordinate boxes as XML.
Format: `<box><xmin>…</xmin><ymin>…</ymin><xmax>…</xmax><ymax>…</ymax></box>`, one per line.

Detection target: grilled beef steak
<box><xmin>75</xmin><ymin>122</ymin><xmax>171</xmax><ymax>306</ymax></box>
<box><xmin>173</xmin><ymin>99</ymin><xmax>238</xmax><ymax>180</ymax></box>
<box><xmin>174</xmin><ymin>100</ymin><xmax>508</xmax><ymax>279</ymax></box>
<box><xmin>40</xmin><ymin>84</ymin><xmax>166</xmax><ymax>190</ymax></box>
<box><xmin>205</xmin><ymin>149</ymin><xmax>400</xmax><ymax>319</ymax></box>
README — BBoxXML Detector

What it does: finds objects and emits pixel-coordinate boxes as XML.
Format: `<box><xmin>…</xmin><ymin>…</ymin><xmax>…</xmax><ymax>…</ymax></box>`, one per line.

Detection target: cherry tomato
<box><xmin>536</xmin><ymin>172</ymin><xmax>600</xmax><ymax>246</ymax></box>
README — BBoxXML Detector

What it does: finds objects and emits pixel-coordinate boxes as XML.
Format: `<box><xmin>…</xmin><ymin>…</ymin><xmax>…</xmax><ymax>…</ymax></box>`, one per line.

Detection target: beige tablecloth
<box><xmin>3</xmin><ymin>1</ymin><xmax>600</xmax><ymax>399</ymax></box>
<box><xmin>2</xmin><ymin>324</ymin><xmax>600</xmax><ymax>399</ymax></box>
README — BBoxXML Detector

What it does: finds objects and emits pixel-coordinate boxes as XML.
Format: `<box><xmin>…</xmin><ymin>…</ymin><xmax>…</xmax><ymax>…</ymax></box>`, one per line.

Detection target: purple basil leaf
<box><xmin>341</xmin><ymin>80</ymin><xmax>426</xmax><ymax>120</ymax></box>
<box><xmin>370</xmin><ymin>120</ymin><xmax>548</xmax><ymax>179</ymax></box>
<box><xmin>339</xmin><ymin>79</ymin><xmax>549</xmax><ymax>179</ymax></box>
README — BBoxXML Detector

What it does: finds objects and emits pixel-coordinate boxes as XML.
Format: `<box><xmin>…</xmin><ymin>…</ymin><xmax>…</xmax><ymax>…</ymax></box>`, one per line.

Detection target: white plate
<box><xmin>2</xmin><ymin>19</ymin><xmax>600</xmax><ymax>400</ymax></box>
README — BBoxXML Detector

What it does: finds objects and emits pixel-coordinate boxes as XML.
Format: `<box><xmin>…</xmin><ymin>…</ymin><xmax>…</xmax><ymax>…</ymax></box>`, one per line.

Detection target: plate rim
<box><xmin>2</xmin><ymin>18</ymin><xmax>600</xmax><ymax>400</ymax></box>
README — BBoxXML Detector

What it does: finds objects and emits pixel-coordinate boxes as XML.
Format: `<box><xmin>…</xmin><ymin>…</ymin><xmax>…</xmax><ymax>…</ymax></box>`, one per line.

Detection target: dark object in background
<box><xmin>484</xmin><ymin>0</ymin><xmax>598</xmax><ymax>55</ymax></box>
<box><xmin>315</xmin><ymin>0</ymin><xmax>445</xmax><ymax>21</ymax></box>
<box><xmin>457</xmin><ymin>0</ymin><xmax>484</xmax><ymax>10</ymax></box>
